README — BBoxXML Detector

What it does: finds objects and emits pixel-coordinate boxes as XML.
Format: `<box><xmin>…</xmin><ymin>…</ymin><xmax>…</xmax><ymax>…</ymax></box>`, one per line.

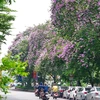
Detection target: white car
<box><xmin>69</xmin><ymin>86</ymin><xmax>82</xmax><ymax>100</ymax></box>
<box><xmin>76</xmin><ymin>87</ymin><xmax>91</xmax><ymax>100</ymax></box>
<box><xmin>63</xmin><ymin>86</ymin><xmax>73</xmax><ymax>99</ymax></box>
<box><xmin>58</xmin><ymin>86</ymin><xmax>68</xmax><ymax>98</ymax></box>
<box><xmin>86</xmin><ymin>87</ymin><xmax>100</xmax><ymax>100</ymax></box>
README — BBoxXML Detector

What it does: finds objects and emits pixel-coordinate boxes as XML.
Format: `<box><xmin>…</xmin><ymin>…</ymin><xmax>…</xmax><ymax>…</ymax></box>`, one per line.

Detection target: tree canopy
<box><xmin>51</xmin><ymin>0</ymin><xmax>100</xmax><ymax>86</ymax></box>
<box><xmin>0</xmin><ymin>54</ymin><xmax>28</xmax><ymax>94</ymax></box>
<box><xmin>0</xmin><ymin>0</ymin><xmax>15</xmax><ymax>47</ymax></box>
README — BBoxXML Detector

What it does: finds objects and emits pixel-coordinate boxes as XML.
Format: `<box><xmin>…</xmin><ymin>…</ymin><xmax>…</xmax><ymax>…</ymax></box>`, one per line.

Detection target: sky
<box><xmin>0</xmin><ymin>0</ymin><xmax>51</xmax><ymax>59</ymax></box>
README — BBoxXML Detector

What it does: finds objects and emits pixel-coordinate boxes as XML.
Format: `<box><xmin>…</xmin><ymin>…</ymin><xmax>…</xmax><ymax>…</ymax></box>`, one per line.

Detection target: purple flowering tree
<box><xmin>9</xmin><ymin>22</ymin><xmax>61</xmax><ymax>85</ymax></box>
<box><xmin>9</xmin><ymin>21</ymin><xmax>68</xmax><ymax>84</ymax></box>
<box><xmin>36</xmin><ymin>36</ymin><xmax>68</xmax><ymax>83</ymax></box>
<box><xmin>51</xmin><ymin>0</ymin><xmax>100</xmax><ymax>86</ymax></box>
<box><xmin>51</xmin><ymin>0</ymin><xmax>100</xmax><ymax>38</ymax></box>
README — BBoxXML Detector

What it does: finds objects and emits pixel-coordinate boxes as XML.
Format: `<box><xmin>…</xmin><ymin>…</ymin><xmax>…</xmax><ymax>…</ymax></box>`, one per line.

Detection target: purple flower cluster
<box><xmin>9</xmin><ymin>22</ymin><xmax>59</xmax><ymax>67</ymax></box>
<box><xmin>51</xmin><ymin>0</ymin><xmax>100</xmax><ymax>33</ymax></box>
<box><xmin>58</xmin><ymin>42</ymin><xmax>74</xmax><ymax>62</ymax></box>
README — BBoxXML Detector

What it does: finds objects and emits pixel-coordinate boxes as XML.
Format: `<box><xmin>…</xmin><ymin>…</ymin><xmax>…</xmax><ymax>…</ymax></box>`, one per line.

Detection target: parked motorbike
<box><xmin>44</xmin><ymin>92</ymin><xmax>49</xmax><ymax>100</ymax></box>
<box><xmin>41</xmin><ymin>95</ymin><xmax>49</xmax><ymax>100</ymax></box>
<box><xmin>53</xmin><ymin>92</ymin><xmax>59</xmax><ymax>99</ymax></box>
<box><xmin>39</xmin><ymin>91</ymin><xmax>49</xmax><ymax>100</ymax></box>
<box><xmin>35</xmin><ymin>89</ymin><xmax>39</xmax><ymax>96</ymax></box>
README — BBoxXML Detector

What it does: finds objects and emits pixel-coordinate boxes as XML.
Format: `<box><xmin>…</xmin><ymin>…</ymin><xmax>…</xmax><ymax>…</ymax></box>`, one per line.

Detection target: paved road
<box><xmin>0</xmin><ymin>90</ymin><xmax>66</xmax><ymax>100</ymax></box>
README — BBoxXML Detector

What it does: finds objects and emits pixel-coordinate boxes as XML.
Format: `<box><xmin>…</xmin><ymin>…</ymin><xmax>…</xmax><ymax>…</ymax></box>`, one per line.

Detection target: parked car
<box><xmin>76</xmin><ymin>87</ymin><xmax>91</xmax><ymax>100</ymax></box>
<box><xmin>86</xmin><ymin>87</ymin><xmax>100</xmax><ymax>100</ymax></box>
<box><xmin>10</xmin><ymin>82</ymin><xmax>21</xmax><ymax>87</ymax></box>
<box><xmin>58</xmin><ymin>86</ymin><xmax>68</xmax><ymax>98</ymax></box>
<box><xmin>63</xmin><ymin>86</ymin><xmax>73</xmax><ymax>99</ymax></box>
<box><xmin>69</xmin><ymin>86</ymin><xmax>82</xmax><ymax>100</ymax></box>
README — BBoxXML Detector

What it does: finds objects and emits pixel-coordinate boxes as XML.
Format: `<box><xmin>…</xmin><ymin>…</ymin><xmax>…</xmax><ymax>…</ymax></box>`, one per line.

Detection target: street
<box><xmin>0</xmin><ymin>90</ymin><xmax>65</xmax><ymax>100</ymax></box>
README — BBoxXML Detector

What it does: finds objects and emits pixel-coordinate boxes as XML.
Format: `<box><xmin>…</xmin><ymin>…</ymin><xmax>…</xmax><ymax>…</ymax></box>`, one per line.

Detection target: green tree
<box><xmin>9</xmin><ymin>22</ymin><xmax>54</xmax><ymax>87</ymax></box>
<box><xmin>0</xmin><ymin>1</ymin><xmax>15</xmax><ymax>48</ymax></box>
<box><xmin>0</xmin><ymin>54</ymin><xmax>28</xmax><ymax>94</ymax></box>
<box><xmin>0</xmin><ymin>0</ymin><xmax>15</xmax><ymax>4</ymax></box>
<box><xmin>37</xmin><ymin>56</ymin><xmax>66</xmax><ymax>83</ymax></box>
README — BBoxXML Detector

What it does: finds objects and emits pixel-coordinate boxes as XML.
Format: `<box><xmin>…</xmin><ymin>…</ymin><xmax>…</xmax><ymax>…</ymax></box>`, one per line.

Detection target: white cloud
<box><xmin>0</xmin><ymin>0</ymin><xmax>51</xmax><ymax>59</ymax></box>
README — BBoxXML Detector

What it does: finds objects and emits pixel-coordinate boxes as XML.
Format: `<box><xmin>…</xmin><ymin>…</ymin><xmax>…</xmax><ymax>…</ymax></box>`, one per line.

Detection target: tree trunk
<box><xmin>87</xmin><ymin>69</ymin><xmax>94</xmax><ymax>87</ymax></box>
<box><xmin>77</xmin><ymin>80</ymin><xmax>81</xmax><ymax>86</ymax></box>
<box><xmin>53</xmin><ymin>75</ymin><xmax>56</xmax><ymax>83</ymax></box>
<box><xmin>26</xmin><ymin>73</ymin><xmax>32</xmax><ymax>88</ymax></box>
<box><xmin>87</xmin><ymin>56</ymin><xmax>94</xmax><ymax>87</ymax></box>
<box><xmin>90</xmin><ymin>78</ymin><xmax>94</xmax><ymax>87</ymax></box>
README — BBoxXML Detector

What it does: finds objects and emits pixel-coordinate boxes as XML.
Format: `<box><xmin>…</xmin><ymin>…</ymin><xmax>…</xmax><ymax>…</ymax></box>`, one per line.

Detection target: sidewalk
<box><xmin>9</xmin><ymin>87</ymin><xmax>34</xmax><ymax>92</ymax></box>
